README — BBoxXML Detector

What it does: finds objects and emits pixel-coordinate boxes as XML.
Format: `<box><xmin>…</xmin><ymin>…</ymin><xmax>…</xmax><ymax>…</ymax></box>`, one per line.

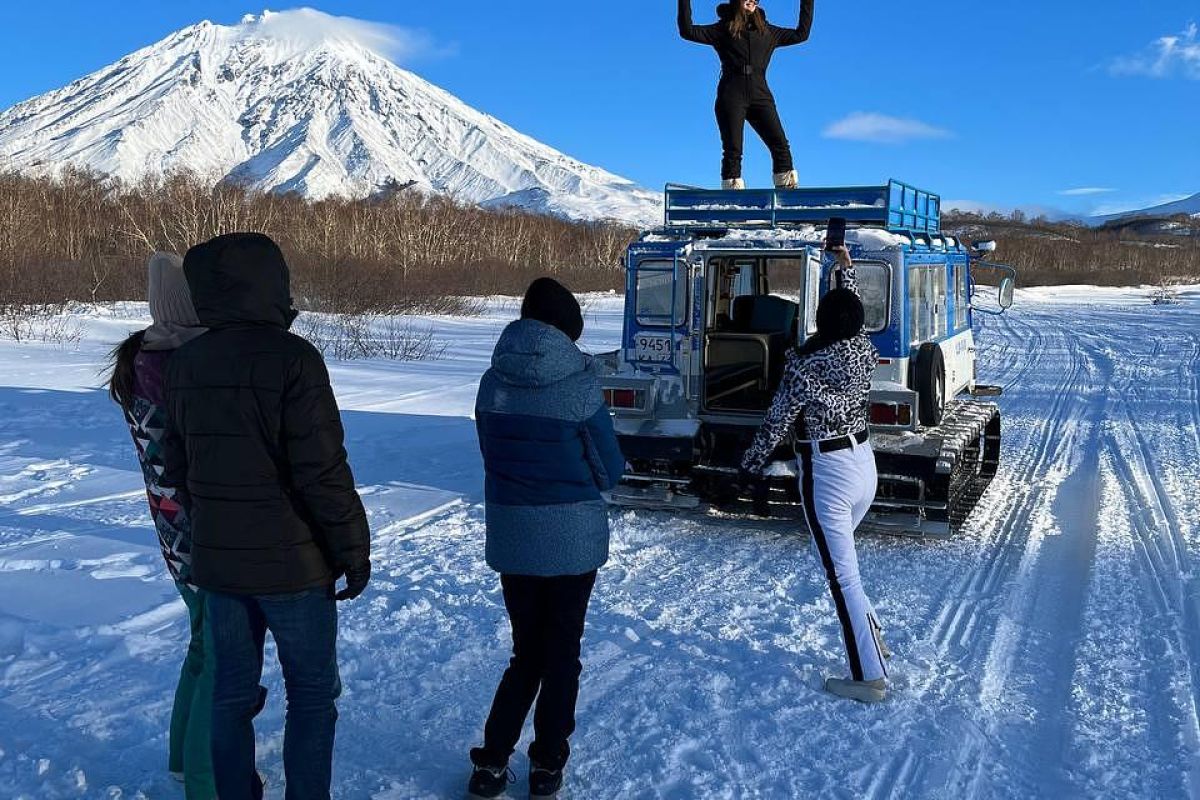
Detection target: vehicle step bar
<box><xmin>622</xmin><ymin>473</ymin><xmax>692</xmax><ymax>486</ymax></box>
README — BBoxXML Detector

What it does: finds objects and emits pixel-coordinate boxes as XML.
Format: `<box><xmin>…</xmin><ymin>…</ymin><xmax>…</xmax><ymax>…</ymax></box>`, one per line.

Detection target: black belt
<box><xmin>722</xmin><ymin>65</ymin><xmax>764</xmax><ymax>77</ymax></box>
<box><xmin>795</xmin><ymin>429</ymin><xmax>869</xmax><ymax>455</ymax></box>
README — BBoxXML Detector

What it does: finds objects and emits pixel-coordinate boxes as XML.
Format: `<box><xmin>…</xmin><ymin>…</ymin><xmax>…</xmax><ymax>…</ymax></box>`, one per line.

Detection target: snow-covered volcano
<box><xmin>0</xmin><ymin>9</ymin><xmax>660</xmax><ymax>225</ymax></box>
<box><xmin>1092</xmin><ymin>191</ymin><xmax>1200</xmax><ymax>223</ymax></box>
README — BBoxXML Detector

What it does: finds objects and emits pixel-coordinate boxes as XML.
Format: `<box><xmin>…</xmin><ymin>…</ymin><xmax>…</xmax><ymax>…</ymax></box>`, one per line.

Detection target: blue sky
<box><xmin>0</xmin><ymin>1</ymin><xmax>1197</xmax><ymax>216</ymax></box>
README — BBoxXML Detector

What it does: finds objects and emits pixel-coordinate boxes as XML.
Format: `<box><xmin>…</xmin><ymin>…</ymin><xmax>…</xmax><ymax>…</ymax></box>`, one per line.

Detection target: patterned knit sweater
<box><xmin>125</xmin><ymin>348</ymin><xmax>193</xmax><ymax>583</ymax></box>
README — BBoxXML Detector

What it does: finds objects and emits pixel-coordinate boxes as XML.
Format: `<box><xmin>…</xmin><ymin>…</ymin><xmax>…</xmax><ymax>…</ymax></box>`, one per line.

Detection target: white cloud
<box><xmin>822</xmin><ymin>112</ymin><xmax>952</xmax><ymax>144</ymax></box>
<box><xmin>1109</xmin><ymin>22</ymin><xmax>1200</xmax><ymax>79</ymax></box>
<box><xmin>1057</xmin><ymin>187</ymin><xmax>1116</xmax><ymax>196</ymax></box>
<box><xmin>236</xmin><ymin>8</ymin><xmax>449</xmax><ymax>64</ymax></box>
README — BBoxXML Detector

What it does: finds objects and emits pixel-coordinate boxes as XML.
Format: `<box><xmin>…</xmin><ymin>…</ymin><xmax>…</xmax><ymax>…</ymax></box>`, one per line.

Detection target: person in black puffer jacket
<box><xmin>678</xmin><ymin>0</ymin><xmax>815</xmax><ymax>189</ymax></box>
<box><xmin>162</xmin><ymin>232</ymin><xmax>370</xmax><ymax>800</ymax></box>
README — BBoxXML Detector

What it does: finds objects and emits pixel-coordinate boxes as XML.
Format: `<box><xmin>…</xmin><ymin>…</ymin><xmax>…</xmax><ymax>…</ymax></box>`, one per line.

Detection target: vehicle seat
<box><xmin>731</xmin><ymin>295</ymin><xmax>799</xmax><ymax>338</ymax></box>
<box><xmin>705</xmin><ymin>335</ymin><xmax>769</xmax><ymax>408</ymax></box>
<box><xmin>731</xmin><ymin>295</ymin><xmax>799</xmax><ymax>386</ymax></box>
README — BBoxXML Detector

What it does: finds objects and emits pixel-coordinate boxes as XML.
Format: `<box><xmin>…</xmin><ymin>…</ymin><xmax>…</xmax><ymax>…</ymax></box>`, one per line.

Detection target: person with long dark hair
<box><xmin>467</xmin><ymin>278</ymin><xmax>626</xmax><ymax>800</ymax></box>
<box><xmin>740</xmin><ymin>245</ymin><xmax>891</xmax><ymax>703</ymax></box>
<box><xmin>678</xmin><ymin>0</ymin><xmax>815</xmax><ymax>189</ymax></box>
<box><xmin>109</xmin><ymin>253</ymin><xmax>215</xmax><ymax>798</ymax></box>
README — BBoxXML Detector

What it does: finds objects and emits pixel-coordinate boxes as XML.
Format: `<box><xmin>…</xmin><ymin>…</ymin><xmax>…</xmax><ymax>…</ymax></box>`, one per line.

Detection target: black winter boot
<box><xmin>529</xmin><ymin>761</ymin><xmax>564</xmax><ymax>799</ymax></box>
<box><xmin>467</xmin><ymin>749</ymin><xmax>513</xmax><ymax>799</ymax></box>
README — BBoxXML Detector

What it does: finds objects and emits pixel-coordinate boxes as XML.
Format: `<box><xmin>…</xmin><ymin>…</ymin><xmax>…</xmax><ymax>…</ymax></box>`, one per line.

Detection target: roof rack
<box><xmin>663</xmin><ymin>179</ymin><xmax>941</xmax><ymax>234</ymax></box>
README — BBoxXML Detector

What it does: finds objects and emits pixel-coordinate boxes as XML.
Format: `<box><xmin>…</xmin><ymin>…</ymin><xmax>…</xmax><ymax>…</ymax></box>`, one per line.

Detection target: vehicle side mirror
<box><xmin>998</xmin><ymin>277</ymin><xmax>1015</xmax><ymax>310</ymax></box>
<box><xmin>973</xmin><ymin>240</ymin><xmax>997</xmax><ymax>254</ymax></box>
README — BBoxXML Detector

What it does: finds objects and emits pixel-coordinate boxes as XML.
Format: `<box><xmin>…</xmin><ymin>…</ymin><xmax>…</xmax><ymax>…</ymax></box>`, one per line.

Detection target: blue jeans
<box><xmin>206</xmin><ymin>587</ymin><xmax>341</xmax><ymax>800</ymax></box>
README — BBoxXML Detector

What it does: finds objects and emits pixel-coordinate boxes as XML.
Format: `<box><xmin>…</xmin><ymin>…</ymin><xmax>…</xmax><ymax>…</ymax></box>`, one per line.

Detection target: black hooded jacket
<box><xmin>678</xmin><ymin>0</ymin><xmax>815</xmax><ymax>81</ymax></box>
<box><xmin>162</xmin><ymin>233</ymin><xmax>370</xmax><ymax>595</ymax></box>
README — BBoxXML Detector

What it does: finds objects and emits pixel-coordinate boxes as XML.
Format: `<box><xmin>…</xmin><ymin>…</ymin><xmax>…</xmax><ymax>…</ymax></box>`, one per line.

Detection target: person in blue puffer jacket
<box><xmin>467</xmin><ymin>278</ymin><xmax>626</xmax><ymax>800</ymax></box>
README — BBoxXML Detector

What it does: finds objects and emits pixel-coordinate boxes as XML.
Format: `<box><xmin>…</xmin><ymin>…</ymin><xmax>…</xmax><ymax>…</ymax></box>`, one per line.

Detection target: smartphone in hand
<box><xmin>825</xmin><ymin>217</ymin><xmax>847</xmax><ymax>250</ymax></box>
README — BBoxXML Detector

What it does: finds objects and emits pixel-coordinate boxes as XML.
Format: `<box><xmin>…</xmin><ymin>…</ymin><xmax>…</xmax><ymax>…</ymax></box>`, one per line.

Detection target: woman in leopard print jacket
<box><xmin>741</xmin><ymin>246</ymin><xmax>891</xmax><ymax>703</ymax></box>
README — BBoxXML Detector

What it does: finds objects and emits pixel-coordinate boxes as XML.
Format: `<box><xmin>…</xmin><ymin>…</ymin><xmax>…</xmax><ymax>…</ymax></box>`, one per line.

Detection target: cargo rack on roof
<box><xmin>663</xmin><ymin>179</ymin><xmax>941</xmax><ymax>235</ymax></box>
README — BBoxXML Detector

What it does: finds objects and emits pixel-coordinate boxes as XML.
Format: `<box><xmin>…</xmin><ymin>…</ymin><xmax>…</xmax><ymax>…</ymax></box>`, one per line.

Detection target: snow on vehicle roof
<box><xmin>643</xmin><ymin>226</ymin><xmax>918</xmax><ymax>252</ymax></box>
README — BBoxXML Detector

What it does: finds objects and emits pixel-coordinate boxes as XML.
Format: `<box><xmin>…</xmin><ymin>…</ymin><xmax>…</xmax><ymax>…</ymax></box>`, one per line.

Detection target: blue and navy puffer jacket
<box><xmin>475</xmin><ymin>318</ymin><xmax>626</xmax><ymax>577</ymax></box>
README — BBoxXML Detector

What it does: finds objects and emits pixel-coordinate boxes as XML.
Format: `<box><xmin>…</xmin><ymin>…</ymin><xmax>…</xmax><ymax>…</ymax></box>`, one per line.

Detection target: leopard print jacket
<box><xmin>742</xmin><ymin>264</ymin><xmax>878</xmax><ymax>474</ymax></box>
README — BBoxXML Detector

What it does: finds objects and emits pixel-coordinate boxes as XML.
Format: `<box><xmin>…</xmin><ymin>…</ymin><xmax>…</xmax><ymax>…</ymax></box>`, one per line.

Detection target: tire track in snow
<box><xmin>865</xmin><ymin>307</ymin><xmax>1101</xmax><ymax>798</ymax></box>
<box><xmin>928</xmin><ymin>312</ymin><xmax>1081</xmax><ymax>650</ymax></box>
<box><xmin>945</xmin><ymin>318</ymin><xmax>1103</xmax><ymax>796</ymax></box>
<box><xmin>1099</xmin><ymin>343</ymin><xmax>1200</xmax><ymax>798</ymax></box>
<box><xmin>953</xmin><ymin>332</ymin><xmax>1109</xmax><ymax>796</ymax></box>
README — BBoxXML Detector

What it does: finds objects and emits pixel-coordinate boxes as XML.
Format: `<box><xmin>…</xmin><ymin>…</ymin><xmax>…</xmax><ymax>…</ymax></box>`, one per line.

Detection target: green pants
<box><xmin>169</xmin><ymin>582</ymin><xmax>218</xmax><ymax>800</ymax></box>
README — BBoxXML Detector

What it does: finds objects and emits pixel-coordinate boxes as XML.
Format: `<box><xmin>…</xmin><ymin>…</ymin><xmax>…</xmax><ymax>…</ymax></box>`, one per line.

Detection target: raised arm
<box><xmin>678</xmin><ymin>0</ymin><xmax>721</xmax><ymax>45</ymax></box>
<box><xmin>772</xmin><ymin>0</ymin><xmax>815</xmax><ymax>47</ymax></box>
<box><xmin>831</xmin><ymin>246</ymin><xmax>860</xmax><ymax>297</ymax></box>
<box><xmin>741</xmin><ymin>355</ymin><xmax>813</xmax><ymax>473</ymax></box>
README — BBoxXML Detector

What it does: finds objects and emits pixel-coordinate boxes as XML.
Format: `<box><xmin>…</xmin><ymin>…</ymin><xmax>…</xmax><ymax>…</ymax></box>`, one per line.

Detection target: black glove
<box><xmin>335</xmin><ymin>561</ymin><xmax>371</xmax><ymax>601</ymax></box>
<box><xmin>737</xmin><ymin>467</ymin><xmax>758</xmax><ymax>493</ymax></box>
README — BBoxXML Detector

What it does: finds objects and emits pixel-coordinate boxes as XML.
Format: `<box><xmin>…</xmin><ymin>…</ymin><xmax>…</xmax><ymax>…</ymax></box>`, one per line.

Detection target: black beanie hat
<box><xmin>520</xmin><ymin>277</ymin><xmax>584</xmax><ymax>342</ymax></box>
<box><xmin>816</xmin><ymin>288</ymin><xmax>865</xmax><ymax>341</ymax></box>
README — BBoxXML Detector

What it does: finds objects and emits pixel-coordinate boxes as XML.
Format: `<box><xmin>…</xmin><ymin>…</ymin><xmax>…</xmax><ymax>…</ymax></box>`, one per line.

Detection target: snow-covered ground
<box><xmin>0</xmin><ymin>287</ymin><xmax>1198</xmax><ymax>798</ymax></box>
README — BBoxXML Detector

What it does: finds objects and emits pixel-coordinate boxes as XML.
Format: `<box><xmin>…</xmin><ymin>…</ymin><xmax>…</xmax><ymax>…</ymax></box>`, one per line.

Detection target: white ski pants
<box><xmin>797</xmin><ymin>437</ymin><xmax>888</xmax><ymax>682</ymax></box>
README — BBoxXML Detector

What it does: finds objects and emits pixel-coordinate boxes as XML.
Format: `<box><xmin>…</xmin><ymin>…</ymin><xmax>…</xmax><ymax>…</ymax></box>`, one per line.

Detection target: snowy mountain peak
<box><xmin>0</xmin><ymin>9</ymin><xmax>660</xmax><ymax>224</ymax></box>
<box><xmin>1094</xmin><ymin>191</ymin><xmax>1200</xmax><ymax>223</ymax></box>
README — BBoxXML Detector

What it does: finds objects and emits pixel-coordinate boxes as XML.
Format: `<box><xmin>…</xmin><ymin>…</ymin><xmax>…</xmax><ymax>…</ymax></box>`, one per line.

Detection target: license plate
<box><xmin>634</xmin><ymin>334</ymin><xmax>674</xmax><ymax>362</ymax></box>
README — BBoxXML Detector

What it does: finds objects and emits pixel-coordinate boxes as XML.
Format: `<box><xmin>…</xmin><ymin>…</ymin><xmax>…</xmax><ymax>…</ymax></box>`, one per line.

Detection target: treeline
<box><xmin>944</xmin><ymin>211</ymin><xmax>1200</xmax><ymax>286</ymax></box>
<box><xmin>0</xmin><ymin>170</ymin><xmax>636</xmax><ymax>314</ymax></box>
<box><xmin>1</xmin><ymin>170</ymin><xmax>1196</xmax><ymax>312</ymax></box>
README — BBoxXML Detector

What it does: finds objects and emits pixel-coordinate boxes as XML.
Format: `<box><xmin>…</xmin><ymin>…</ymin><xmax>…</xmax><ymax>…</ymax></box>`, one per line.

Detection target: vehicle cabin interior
<box><xmin>703</xmin><ymin>255</ymin><xmax>808</xmax><ymax>413</ymax></box>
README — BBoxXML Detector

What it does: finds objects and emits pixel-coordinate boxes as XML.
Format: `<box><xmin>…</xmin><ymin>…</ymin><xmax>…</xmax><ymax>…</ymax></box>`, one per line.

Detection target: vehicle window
<box><xmin>954</xmin><ymin>262</ymin><xmax>970</xmax><ymax>328</ymax></box>
<box><xmin>766</xmin><ymin>257</ymin><xmax>804</xmax><ymax>297</ymax></box>
<box><xmin>709</xmin><ymin>259</ymin><xmax>754</xmax><ymax>330</ymax></box>
<box><xmin>636</xmin><ymin>261</ymin><xmax>686</xmax><ymax>327</ymax></box>
<box><xmin>731</xmin><ymin>261</ymin><xmax>756</xmax><ymax>298</ymax></box>
<box><xmin>908</xmin><ymin>267</ymin><xmax>923</xmax><ymax>342</ymax></box>
<box><xmin>854</xmin><ymin>262</ymin><xmax>890</xmax><ymax>333</ymax></box>
<box><xmin>806</xmin><ymin>257</ymin><xmax>822</xmax><ymax>335</ymax></box>
<box><xmin>908</xmin><ymin>265</ymin><xmax>934</xmax><ymax>343</ymax></box>
<box><xmin>931</xmin><ymin>268</ymin><xmax>948</xmax><ymax>335</ymax></box>
<box><xmin>908</xmin><ymin>265</ymin><xmax>951</xmax><ymax>343</ymax></box>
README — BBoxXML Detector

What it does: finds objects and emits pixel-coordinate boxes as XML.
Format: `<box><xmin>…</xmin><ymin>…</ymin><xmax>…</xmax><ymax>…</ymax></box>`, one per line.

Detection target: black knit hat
<box><xmin>520</xmin><ymin>277</ymin><xmax>584</xmax><ymax>342</ymax></box>
<box><xmin>816</xmin><ymin>288</ymin><xmax>865</xmax><ymax>341</ymax></box>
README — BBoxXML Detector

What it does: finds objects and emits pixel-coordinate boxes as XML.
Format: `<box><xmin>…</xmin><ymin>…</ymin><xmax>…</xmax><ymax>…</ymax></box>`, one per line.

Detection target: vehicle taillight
<box><xmin>604</xmin><ymin>388</ymin><xmax>645</xmax><ymax>410</ymax></box>
<box><xmin>870</xmin><ymin>402</ymin><xmax>913</xmax><ymax>426</ymax></box>
<box><xmin>878</xmin><ymin>358</ymin><xmax>892</xmax><ymax>365</ymax></box>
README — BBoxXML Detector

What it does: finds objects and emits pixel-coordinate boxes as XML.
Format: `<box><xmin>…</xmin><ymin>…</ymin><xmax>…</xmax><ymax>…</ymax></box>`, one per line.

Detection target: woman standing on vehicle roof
<box><xmin>678</xmin><ymin>0</ymin><xmax>814</xmax><ymax>190</ymax></box>
<box><xmin>740</xmin><ymin>243</ymin><xmax>892</xmax><ymax>703</ymax></box>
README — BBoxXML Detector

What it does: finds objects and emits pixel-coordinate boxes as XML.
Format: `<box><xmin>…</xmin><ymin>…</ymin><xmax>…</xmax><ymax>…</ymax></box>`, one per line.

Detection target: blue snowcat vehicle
<box><xmin>598</xmin><ymin>180</ymin><xmax>1016</xmax><ymax>536</ymax></box>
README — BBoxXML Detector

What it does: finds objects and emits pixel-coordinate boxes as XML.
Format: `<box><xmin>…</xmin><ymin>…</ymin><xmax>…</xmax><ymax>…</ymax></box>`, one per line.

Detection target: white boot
<box><xmin>825</xmin><ymin>676</ymin><xmax>887</xmax><ymax>703</ymax></box>
<box><xmin>773</xmin><ymin>170</ymin><xmax>798</xmax><ymax>189</ymax></box>
<box><xmin>722</xmin><ymin>177</ymin><xmax>746</xmax><ymax>190</ymax></box>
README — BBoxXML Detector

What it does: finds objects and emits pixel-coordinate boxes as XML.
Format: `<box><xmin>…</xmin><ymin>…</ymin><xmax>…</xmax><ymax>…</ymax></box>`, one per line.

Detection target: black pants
<box><xmin>716</xmin><ymin>77</ymin><xmax>794</xmax><ymax>180</ymax></box>
<box><xmin>476</xmin><ymin>571</ymin><xmax>597</xmax><ymax>771</ymax></box>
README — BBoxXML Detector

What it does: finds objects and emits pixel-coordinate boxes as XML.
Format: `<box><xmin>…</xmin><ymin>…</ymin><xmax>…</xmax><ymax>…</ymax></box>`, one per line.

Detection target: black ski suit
<box><xmin>678</xmin><ymin>0</ymin><xmax>815</xmax><ymax>181</ymax></box>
